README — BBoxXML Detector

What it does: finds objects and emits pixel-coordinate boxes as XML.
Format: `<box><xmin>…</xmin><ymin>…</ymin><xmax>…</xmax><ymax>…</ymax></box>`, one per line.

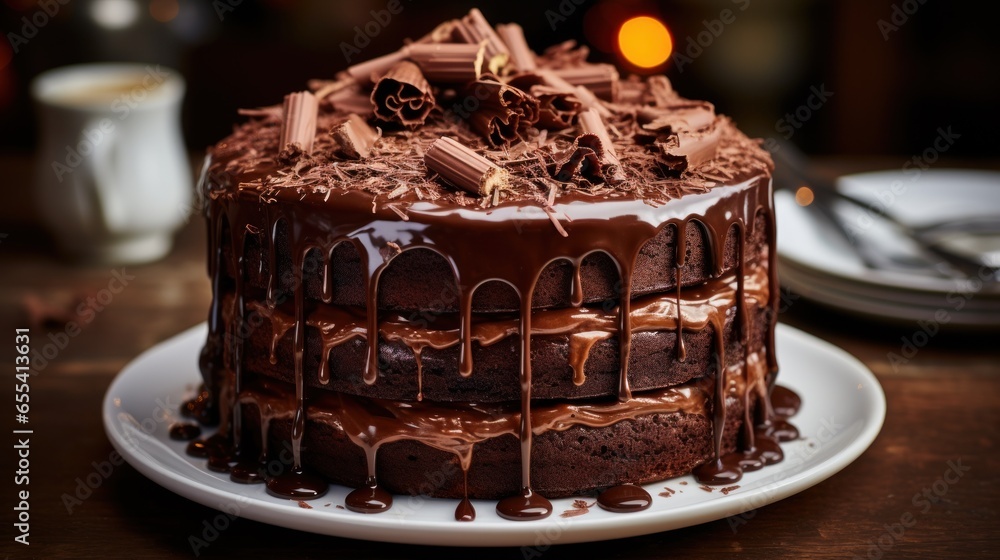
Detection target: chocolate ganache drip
<box><xmin>188</xmin><ymin>9</ymin><xmax>793</xmax><ymax>521</ymax></box>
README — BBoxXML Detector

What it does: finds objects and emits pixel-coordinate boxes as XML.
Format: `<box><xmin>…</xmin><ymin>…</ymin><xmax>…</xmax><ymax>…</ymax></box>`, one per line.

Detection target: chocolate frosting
<box><xmin>190</xmin><ymin>8</ymin><xmax>792</xmax><ymax>521</ymax></box>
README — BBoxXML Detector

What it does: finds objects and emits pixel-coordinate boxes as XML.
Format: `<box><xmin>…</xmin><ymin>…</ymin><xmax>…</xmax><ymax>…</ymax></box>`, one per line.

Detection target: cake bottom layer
<box><xmin>227</xmin><ymin>373</ymin><xmax>755</xmax><ymax>500</ymax></box>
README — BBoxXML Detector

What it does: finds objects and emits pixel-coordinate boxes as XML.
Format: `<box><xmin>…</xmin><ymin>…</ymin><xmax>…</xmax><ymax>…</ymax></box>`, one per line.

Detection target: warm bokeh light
<box><xmin>149</xmin><ymin>0</ymin><xmax>180</xmax><ymax>23</ymax></box>
<box><xmin>618</xmin><ymin>16</ymin><xmax>673</xmax><ymax>68</ymax></box>
<box><xmin>90</xmin><ymin>0</ymin><xmax>140</xmax><ymax>30</ymax></box>
<box><xmin>795</xmin><ymin>186</ymin><xmax>815</xmax><ymax>206</ymax></box>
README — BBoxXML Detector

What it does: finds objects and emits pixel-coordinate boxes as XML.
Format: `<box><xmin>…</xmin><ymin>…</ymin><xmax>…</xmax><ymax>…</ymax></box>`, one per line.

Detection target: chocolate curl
<box><xmin>638</xmin><ymin>101</ymin><xmax>717</xmax><ymax>134</ymax></box>
<box><xmin>453</xmin><ymin>8</ymin><xmax>510</xmax><ymax>74</ymax></box>
<box><xmin>616</xmin><ymin>76</ymin><xmax>645</xmax><ymax>105</ymax></box>
<box><xmin>555</xmin><ymin>134</ymin><xmax>604</xmax><ymax>183</ymax></box>
<box><xmin>344</xmin><ymin>48</ymin><xmax>410</xmax><ymax>85</ymax></box>
<box><xmin>551</xmin><ymin>64</ymin><xmax>619</xmax><ymax>101</ymax></box>
<box><xmin>310</xmin><ymin>76</ymin><xmax>356</xmax><ymax>101</ymax></box>
<box><xmin>461</xmin><ymin>78</ymin><xmax>539</xmax><ymax>147</ymax></box>
<box><xmin>577</xmin><ymin>108</ymin><xmax>626</xmax><ymax>185</ymax></box>
<box><xmin>279</xmin><ymin>91</ymin><xmax>318</xmax><ymax>156</ymax></box>
<box><xmin>328</xmin><ymin>85</ymin><xmax>372</xmax><ymax>116</ymax></box>
<box><xmin>538</xmin><ymin>40</ymin><xmax>590</xmax><ymax>68</ymax></box>
<box><xmin>644</xmin><ymin>75</ymin><xmax>678</xmax><ymax>107</ymax></box>
<box><xmin>412</xmin><ymin>20</ymin><xmax>457</xmax><ymax>44</ymax></box>
<box><xmin>654</xmin><ymin>125</ymin><xmax>723</xmax><ymax>175</ymax></box>
<box><xmin>507</xmin><ymin>73</ymin><xmax>581</xmax><ymax>129</ymax></box>
<box><xmin>407</xmin><ymin>42</ymin><xmax>486</xmax><ymax>83</ymax></box>
<box><xmin>424</xmin><ymin>137</ymin><xmax>510</xmax><ymax>197</ymax></box>
<box><xmin>371</xmin><ymin>61</ymin><xmax>436</xmax><ymax>126</ymax></box>
<box><xmin>330</xmin><ymin>114</ymin><xmax>380</xmax><ymax>160</ymax></box>
<box><xmin>536</xmin><ymin>70</ymin><xmax>611</xmax><ymax>119</ymax></box>
<box><xmin>496</xmin><ymin>23</ymin><xmax>537</xmax><ymax>72</ymax></box>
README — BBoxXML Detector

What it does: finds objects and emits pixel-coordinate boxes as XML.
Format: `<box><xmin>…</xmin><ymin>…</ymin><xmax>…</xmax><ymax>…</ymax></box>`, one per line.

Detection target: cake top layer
<box><xmin>206</xmin><ymin>10</ymin><xmax>772</xmax><ymax>222</ymax></box>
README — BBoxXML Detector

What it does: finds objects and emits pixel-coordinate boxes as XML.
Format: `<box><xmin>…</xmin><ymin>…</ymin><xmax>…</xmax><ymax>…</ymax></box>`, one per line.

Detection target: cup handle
<box><xmin>84</xmin><ymin>118</ymin><xmax>127</xmax><ymax>233</ymax></box>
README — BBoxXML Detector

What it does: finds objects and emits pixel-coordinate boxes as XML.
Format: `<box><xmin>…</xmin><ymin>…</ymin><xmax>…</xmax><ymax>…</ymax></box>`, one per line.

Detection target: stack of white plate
<box><xmin>776</xmin><ymin>169</ymin><xmax>1000</xmax><ymax>328</ymax></box>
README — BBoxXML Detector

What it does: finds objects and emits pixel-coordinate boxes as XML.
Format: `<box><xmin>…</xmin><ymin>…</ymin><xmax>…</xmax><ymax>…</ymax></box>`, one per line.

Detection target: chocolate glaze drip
<box><xmin>265</xmin><ymin>470</ymin><xmax>329</xmax><ymax>500</ymax></box>
<box><xmin>194</xmin><ymin>22</ymin><xmax>786</xmax><ymax>518</ymax></box>
<box><xmin>230</xmin><ymin>263</ymin><xmax>770</xmax><ymax>400</ymax></box>
<box><xmin>596</xmin><ymin>484</ymin><xmax>653</xmax><ymax>513</ymax></box>
<box><xmin>229</xmin><ymin>460</ymin><xmax>266</xmax><ymax>484</ymax></box>
<box><xmin>455</xmin><ymin>496</ymin><xmax>476</xmax><ymax>522</ymax></box>
<box><xmin>496</xmin><ymin>487</ymin><xmax>552</xmax><ymax>521</ymax></box>
<box><xmin>345</xmin><ymin>476</ymin><xmax>393</xmax><ymax>513</ymax></box>
<box><xmin>201</xmin><ymin>167</ymin><xmax>779</xmax><ymax>509</ymax></box>
<box><xmin>169</xmin><ymin>422</ymin><xmax>201</xmax><ymax>441</ymax></box>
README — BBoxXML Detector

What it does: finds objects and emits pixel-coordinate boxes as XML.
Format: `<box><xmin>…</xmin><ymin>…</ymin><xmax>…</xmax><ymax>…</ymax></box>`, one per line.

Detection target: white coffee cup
<box><xmin>32</xmin><ymin>63</ymin><xmax>192</xmax><ymax>264</ymax></box>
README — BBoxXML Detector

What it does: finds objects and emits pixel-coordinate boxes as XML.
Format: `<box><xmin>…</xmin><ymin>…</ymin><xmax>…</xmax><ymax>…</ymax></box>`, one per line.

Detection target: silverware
<box><xmin>771</xmin><ymin>142</ymin><xmax>998</xmax><ymax>281</ymax></box>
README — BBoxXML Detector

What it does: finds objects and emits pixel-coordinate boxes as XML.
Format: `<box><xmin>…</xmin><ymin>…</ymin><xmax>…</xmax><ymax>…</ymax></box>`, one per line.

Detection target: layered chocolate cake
<box><xmin>183</xmin><ymin>10</ymin><xmax>799</xmax><ymax>522</ymax></box>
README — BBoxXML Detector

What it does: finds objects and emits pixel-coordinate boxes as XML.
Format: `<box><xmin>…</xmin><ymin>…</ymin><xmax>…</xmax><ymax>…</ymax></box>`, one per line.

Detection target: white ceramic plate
<box><xmin>776</xmin><ymin>169</ymin><xmax>1000</xmax><ymax>326</ymax></box>
<box><xmin>104</xmin><ymin>323</ymin><xmax>885</xmax><ymax>547</ymax></box>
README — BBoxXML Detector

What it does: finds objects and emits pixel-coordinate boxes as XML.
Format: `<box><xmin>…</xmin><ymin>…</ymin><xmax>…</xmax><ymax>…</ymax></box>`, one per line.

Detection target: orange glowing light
<box><xmin>618</xmin><ymin>16</ymin><xmax>672</xmax><ymax>68</ymax></box>
<box><xmin>149</xmin><ymin>0</ymin><xmax>179</xmax><ymax>23</ymax></box>
<box><xmin>795</xmin><ymin>186</ymin><xmax>815</xmax><ymax>207</ymax></box>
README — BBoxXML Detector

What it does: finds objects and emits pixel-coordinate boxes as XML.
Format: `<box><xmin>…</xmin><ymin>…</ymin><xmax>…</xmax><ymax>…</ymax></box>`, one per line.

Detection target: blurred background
<box><xmin>1</xmin><ymin>0</ymin><xmax>998</xmax><ymax>230</ymax></box>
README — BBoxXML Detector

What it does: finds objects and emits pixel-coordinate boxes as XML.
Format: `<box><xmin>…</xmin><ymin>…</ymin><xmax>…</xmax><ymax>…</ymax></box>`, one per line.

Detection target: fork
<box><xmin>771</xmin><ymin>142</ymin><xmax>999</xmax><ymax>281</ymax></box>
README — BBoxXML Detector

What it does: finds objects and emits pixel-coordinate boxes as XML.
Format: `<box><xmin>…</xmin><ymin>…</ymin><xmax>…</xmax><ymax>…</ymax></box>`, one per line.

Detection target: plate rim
<box><xmin>103</xmin><ymin>322</ymin><xmax>886</xmax><ymax>547</ymax></box>
<box><xmin>776</xmin><ymin>168</ymin><xmax>1000</xmax><ymax>297</ymax></box>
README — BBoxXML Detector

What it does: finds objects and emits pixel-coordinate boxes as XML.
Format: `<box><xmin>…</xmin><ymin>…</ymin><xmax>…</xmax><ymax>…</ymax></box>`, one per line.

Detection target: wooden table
<box><xmin>2</xmin><ymin>163</ymin><xmax>998</xmax><ymax>559</ymax></box>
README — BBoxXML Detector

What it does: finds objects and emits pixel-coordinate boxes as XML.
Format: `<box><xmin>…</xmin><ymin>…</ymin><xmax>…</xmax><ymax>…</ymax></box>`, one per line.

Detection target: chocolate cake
<box><xmin>184</xmin><ymin>10</ymin><xmax>800</xmax><ymax>522</ymax></box>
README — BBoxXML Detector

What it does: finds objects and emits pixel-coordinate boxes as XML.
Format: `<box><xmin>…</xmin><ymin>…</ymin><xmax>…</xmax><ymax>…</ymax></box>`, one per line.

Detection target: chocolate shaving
<box><xmin>653</xmin><ymin>125</ymin><xmax>723</xmax><ymax>176</ymax></box>
<box><xmin>407</xmin><ymin>42</ymin><xmax>486</xmax><ymax>83</ymax></box>
<box><xmin>460</xmin><ymin>78</ymin><xmax>539</xmax><ymax>147</ymax></box>
<box><xmin>638</xmin><ymin>101</ymin><xmax>716</xmax><ymax>134</ymax></box>
<box><xmin>424</xmin><ymin>137</ymin><xmax>509</xmax><ymax>197</ymax></box>
<box><xmin>452</xmin><ymin>8</ymin><xmax>509</xmax><ymax>74</ymax></box>
<box><xmin>345</xmin><ymin>48</ymin><xmax>410</xmax><ymax>85</ymax></box>
<box><xmin>551</xmin><ymin>64</ymin><xmax>618</xmax><ymax>101</ymax></box>
<box><xmin>496</xmin><ymin>23</ymin><xmax>536</xmax><ymax>72</ymax></box>
<box><xmin>537</xmin><ymin>40</ymin><xmax>590</xmax><ymax>69</ymax></box>
<box><xmin>381</xmin><ymin>241</ymin><xmax>403</xmax><ymax>261</ymax></box>
<box><xmin>328</xmin><ymin>85</ymin><xmax>374</xmax><ymax>116</ymax></box>
<box><xmin>371</xmin><ymin>61</ymin><xmax>435</xmax><ymax>127</ymax></box>
<box><xmin>279</xmin><ymin>91</ymin><xmax>318</xmax><ymax>157</ymax></box>
<box><xmin>330</xmin><ymin>114</ymin><xmax>380</xmax><ymax>159</ymax></box>
<box><xmin>536</xmin><ymin>70</ymin><xmax>611</xmax><ymax>119</ymax></box>
<box><xmin>22</xmin><ymin>292</ymin><xmax>86</xmax><ymax>330</ymax></box>
<box><xmin>644</xmin><ymin>75</ymin><xmax>678</xmax><ymax>107</ymax></box>
<box><xmin>578</xmin><ymin>108</ymin><xmax>626</xmax><ymax>185</ymax></box>
<box><xmin>508</xmin><ymin>73</ymin><xmax>582</xmax><ymax>129</ymax></box>
<box><xmin>617</xmin><ymin>76</ymin><xmax>646</xmax><ymax>105</ymax></box>
<box><xmin>237</xmin><ymin>106</ymin><xmax>281</xmax><ymax>119</ymax></box>
<box><xmin>311</xmin><ymin>76</ymin><xmax>357</xmax><ymax>101</ymax></box>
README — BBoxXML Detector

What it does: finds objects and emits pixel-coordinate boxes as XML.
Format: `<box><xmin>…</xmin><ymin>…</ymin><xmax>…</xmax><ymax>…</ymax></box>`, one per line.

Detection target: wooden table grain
<box><xmin>1</xmin><ymin>162</ymin><xmax>998</xmax><ymax>559</ymax></box>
